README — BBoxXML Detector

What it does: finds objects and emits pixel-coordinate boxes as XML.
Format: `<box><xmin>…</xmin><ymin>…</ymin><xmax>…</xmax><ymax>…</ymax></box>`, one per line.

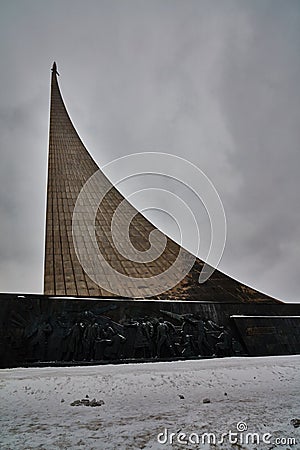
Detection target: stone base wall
<box><xmin>0</xmin><ymin>294</ymin><xmax>299</xmax><ymax>368</ymax></box>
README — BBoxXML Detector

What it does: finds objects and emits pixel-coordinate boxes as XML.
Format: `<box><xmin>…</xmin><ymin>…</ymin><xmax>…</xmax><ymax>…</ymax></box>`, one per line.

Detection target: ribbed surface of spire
<box><xmin>44</xmin><ymin>65</ymin><xmax>279</xmax><ymax>303</ymax></box>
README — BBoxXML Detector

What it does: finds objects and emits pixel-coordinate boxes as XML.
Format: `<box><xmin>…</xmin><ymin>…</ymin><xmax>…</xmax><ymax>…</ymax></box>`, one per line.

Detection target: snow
<box><xmin>0</xmin><ymin>356</ymin><xmax>299</xmax><ymax>449</ymax></box>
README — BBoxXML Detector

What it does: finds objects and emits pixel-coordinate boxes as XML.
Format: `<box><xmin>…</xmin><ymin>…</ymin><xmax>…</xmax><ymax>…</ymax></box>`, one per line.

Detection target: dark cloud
<box><xmin>0</xmin><ymin>0</ymin><xmax>299</xmax><ymax>301</ymax></box>
<box><xmin>217</xmin><ymin>2</ymin><xmax>300</xmax><ymax>301</ymax></box>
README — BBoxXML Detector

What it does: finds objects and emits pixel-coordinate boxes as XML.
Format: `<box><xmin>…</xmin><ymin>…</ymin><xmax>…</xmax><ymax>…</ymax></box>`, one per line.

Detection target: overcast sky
<box><xmin>0</xmin><ymin>0</ymin><xmax>299</xmax><ymax>302</ymax></box>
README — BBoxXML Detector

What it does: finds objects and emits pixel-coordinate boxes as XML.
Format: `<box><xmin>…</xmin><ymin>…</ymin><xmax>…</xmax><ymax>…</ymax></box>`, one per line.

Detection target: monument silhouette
<box><xmin>44</xmin><ymin>62</ymin><xmax>278</xmax><ymax>303</ymax></box>
<box><xmin>1</xmin><ymin>62</ymin><xmax>299</xmax><ymax>368</ymax></box>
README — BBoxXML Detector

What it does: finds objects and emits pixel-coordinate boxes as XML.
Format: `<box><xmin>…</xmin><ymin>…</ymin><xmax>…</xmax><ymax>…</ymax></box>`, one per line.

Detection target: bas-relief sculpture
<box><xmin>4</xmin><ymin>303</ymin><xmax>246</xmax><ymax>365</ymax></box>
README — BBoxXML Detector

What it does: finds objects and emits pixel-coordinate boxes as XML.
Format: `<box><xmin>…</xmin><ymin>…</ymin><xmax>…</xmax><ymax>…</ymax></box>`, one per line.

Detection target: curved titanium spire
<box><xmin>44</xmin><ymin>63</ymin><xmax>279</xmax><ymax>303</ymax></box>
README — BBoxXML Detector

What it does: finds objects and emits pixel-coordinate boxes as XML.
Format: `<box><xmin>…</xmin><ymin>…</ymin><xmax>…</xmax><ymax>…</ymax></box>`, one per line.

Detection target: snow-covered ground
<box><xmin>0</xmin><ymin>356</ymin><xmax>299</xmax><ymax>450</ymax></box>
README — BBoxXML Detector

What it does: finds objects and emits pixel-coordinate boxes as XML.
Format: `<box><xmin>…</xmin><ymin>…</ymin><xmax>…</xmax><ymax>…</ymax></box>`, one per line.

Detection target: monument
<box><xmin>0</xmin><ymin>63</ymin><xmax>299</xmax><ymax>368</ymax></box>
<box><xmin>44</xmin><ymin>62</ymin><xmax>276</xmax><ymax>303</ymax></box>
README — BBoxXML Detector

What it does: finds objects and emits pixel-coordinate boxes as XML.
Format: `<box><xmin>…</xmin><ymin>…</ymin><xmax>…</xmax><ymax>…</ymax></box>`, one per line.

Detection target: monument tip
<box><xmin>51</xmin><ymin>61</ymin><xmax>60</xmax><ymax>76</ymax></box>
